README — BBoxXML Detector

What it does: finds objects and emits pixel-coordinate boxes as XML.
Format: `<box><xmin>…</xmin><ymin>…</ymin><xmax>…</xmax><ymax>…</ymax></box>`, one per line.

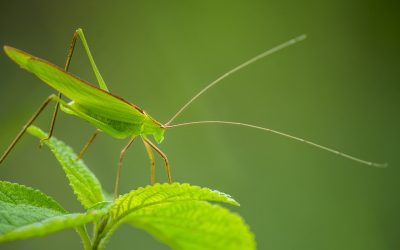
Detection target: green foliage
<box><xmin>108</xmin><ymin>184</ymin><xmax>254</xmax><ymax>250</ymax></box>
<box><xmin>0</xmin><ymin>126</ymin><xmax>256</xmax><ymax>250</ymax></box>
<box><xmin>0</xmin><ymin>182</ymin><xmax>105</xmax><ymax>242</ymax></box>
<box><xmin>27</xmin><ymin>125</ymin><xmax>106</xmax><ymax>209</ymax></box>
<box><xmin>111</xmin><ymin>183</ymin><xmax>239</xmax><ymax>221</ymax></box>
<box><xmin>128</xmin><ymin>202</ymin><xmax>254</xmax><ymax>250</ymax></box>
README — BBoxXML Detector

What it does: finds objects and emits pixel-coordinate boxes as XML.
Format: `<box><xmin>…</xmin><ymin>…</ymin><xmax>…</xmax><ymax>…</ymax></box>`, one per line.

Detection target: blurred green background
<box><xmin>0</xmin><ymin>1</ymin><xmax>399</xmax><ymax>249</ymax></box>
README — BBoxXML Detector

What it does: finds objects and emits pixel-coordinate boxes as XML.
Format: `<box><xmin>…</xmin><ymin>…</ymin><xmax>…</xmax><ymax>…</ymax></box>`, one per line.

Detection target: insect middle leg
<box><xmin>142</xmin><ymin>137</ymin><xmax>172</xmax><ymax>184</ymax></box>
<box><xmin>76</xmin><ymin>129</ymin><xmax>101</xmax><ymax>161</ymax></box>
<box><xmin>114</xmin><ymin>136</ymin><xmax>137</xmax><ymax>199</ymax></box>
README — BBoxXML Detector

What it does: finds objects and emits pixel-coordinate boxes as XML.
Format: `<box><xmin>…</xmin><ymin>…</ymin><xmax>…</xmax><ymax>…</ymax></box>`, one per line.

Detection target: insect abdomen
<box><xmin>61</xmin><ymin>102</ymin><xmax>143</xmax><ymax>139</ymax></box>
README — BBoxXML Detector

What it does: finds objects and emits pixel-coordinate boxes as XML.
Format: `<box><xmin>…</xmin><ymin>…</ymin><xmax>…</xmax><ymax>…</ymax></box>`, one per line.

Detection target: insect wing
<box><xmin>4</xmin><ymin>46</ymin><xmax>145</xmax><ymax>124</ymax></box>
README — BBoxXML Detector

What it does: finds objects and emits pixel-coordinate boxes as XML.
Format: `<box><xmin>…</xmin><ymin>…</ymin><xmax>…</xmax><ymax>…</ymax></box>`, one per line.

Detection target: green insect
<box><xmin>0</xmin><ymin>29</ymin><xmax>386</xmax><ymax>198</ymax></box>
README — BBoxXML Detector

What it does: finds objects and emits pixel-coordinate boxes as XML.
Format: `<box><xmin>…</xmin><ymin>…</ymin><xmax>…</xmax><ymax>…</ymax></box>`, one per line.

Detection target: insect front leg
<box><xmin>142</xmin><ymin>137</ymin><xmax>172</xmax><ymax>184</ymax></box>
<box><xmin>0</xmin><ymin>94</ymin><xmax>61</xmax><ymax>164</ymax></box>
<box><xmin>142</xmin><ymin>137</ymin><xmax>156</xmax><ymax>186</ymax></box>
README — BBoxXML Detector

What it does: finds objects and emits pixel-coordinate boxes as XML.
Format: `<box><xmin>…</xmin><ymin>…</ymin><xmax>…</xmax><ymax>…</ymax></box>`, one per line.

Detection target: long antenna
<box><xmin>165</xmin><ymin>121</ymin><xmax>387</xmax><ymax>168</ymax></box>
<box><xmin>165</xmin><ymin>34</ymin><xmax>307</xmax><ymax>125</ymax></box>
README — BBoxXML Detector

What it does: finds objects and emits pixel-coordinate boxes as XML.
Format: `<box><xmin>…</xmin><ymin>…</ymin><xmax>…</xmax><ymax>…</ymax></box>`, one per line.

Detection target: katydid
<box><xmin>0</xmin><ymin>29</ymin><xmax>386</xmax><ymax>198</ymax></box>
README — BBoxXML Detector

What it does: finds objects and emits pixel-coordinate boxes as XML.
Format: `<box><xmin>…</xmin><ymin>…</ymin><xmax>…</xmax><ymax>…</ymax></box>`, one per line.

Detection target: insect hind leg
<box><xmin>75</xmin><ymin>28</ymin><xmax>108</xmax><ymax>91</ymax></box>
<box><xmin>42</xmin><ymin>30</ymin><xmax>79</xmax><ymax>144</ymax></box>
<box><xmin>42</xmin><ymin>28</ymin><xmax>109</xmax><ymax>144</ymax></box>
<box><xmin>0</xmin><ymin>94</ymin><xmax>62</xmax><ymax>164</ymax></box>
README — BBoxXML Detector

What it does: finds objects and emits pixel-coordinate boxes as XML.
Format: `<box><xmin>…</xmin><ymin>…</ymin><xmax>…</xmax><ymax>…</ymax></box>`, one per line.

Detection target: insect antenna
<box><xmin>165</xmin><ymin>34</ymin><xmax>307</xmax><ymax>125</ymax></box>
<box><xmin>163</xmin><ymin>35</ymin><xmax>386</xmax><ymax>168</ymax></box>
<box><xmin>164</xmin><ymin>121</ymin><xmax>387</xmax><ymax>168</ymax></box>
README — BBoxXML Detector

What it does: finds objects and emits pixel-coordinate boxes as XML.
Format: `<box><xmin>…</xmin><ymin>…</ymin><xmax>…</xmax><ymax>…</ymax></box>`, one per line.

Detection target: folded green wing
<box><xmin>4</xmin><ymin>46</ymin><xmax>145</xmax><ymax>124</ymax></box>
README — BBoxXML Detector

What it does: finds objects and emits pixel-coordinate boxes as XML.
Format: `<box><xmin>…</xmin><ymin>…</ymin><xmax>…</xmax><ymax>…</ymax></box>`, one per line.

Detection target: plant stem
<box><xmin>92</xmin><ymin>217</ymin><xmax>110</xmax><ymax>250</ymax></box>
<box><xmin>77</xmin><ymin>226</ymin><xmax>92</xmax><ymax>250</ymax></box>
<box><xmin>96</xmin><ymin>224</ymin><xmax>117</xmax><ymax>250</ymax></box>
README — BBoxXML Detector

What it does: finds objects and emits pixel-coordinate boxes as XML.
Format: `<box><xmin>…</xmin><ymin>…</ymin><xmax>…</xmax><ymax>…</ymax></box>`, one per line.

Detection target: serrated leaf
<box><xmin>111</xmin><ymin>183</ymin><xmax>239</xmax><ymax>219</ymax></box>
<box><xmin>128</xmin><ymin>201</ymin><xmax>255</xmax><ymax>250</ymax></box>
<box><xmin>0</xmin><ymin>181</ymin><xmax>105</xmax><ymax>242</ymax></box>
<box><xmin>0</xmin><ymin>181</ymin><xmax>65</xmax><ymax>214</ymax></box>
<box><xmin>27</xmin><ymin>125</ymin><xmax>106</xmax><ymax>209</ymax></box>
<box><xmin>108</xmin><ymin>183</ymin><xmax>255</xmax><ymax>250</ymax></box>
<box><xmin>0</xmin><ymin>212</ymin><xmax>105</xmax><ymax>243</ymax></box>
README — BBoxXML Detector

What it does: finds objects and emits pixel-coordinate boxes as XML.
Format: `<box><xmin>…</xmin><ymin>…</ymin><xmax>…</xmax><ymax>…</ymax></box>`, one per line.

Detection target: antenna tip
<box><xmin>372</xmin><ymin>162</ymin><xmax>388</xmax><ymax>168</ymax></box>
<box><xmin>295</xmin><ymin>34</ymin><xmax>307</xmax><ymax>42</ymax></box>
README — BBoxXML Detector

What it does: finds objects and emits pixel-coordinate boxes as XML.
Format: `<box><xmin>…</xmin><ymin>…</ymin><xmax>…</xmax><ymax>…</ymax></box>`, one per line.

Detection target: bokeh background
<box><xmin>0</xmin><ymin>1</ymin><xmax>399</xmax><ymax>249</ymax></box>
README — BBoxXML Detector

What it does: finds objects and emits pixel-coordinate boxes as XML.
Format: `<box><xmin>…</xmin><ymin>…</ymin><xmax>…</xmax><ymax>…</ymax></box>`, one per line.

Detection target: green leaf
<box><xmin>111</xmin><ymin>183</ymin><xmax>239</xmax><ymax>219</ymax></box>
<box><xmin>0</xmin><ymin>181</ymin><xmax>105</xmax><ymax>242</ymax></box>
<box><xmin>128</xmin><ymin>201</ymin><xmax>255</xmax><ymax>250</ymax></box>
<box><xmin>107</xmin><ymin>183</ymin><xmax>255</xmax><ymax>250</ymax></box>
<box><xmin>27</xmin><ymin>125</ymin><xmax>106</xmax><ymax>209</ymax></box>
<box><xmin>0</xmin><ymin>181</ymin><xmax>65</xmax><ymax>214</ymax></box>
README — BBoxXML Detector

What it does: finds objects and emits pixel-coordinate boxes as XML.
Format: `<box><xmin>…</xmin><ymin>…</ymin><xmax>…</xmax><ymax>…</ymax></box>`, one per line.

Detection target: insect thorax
<box><xmin>141</xmin><ymin>115</ymin><xmax>165</xmax><ymax>143</ymax></box>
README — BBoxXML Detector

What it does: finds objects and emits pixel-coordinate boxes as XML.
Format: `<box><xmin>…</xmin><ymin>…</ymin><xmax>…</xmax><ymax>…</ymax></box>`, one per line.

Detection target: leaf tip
<box><xmin>26</xmin><ymin>125</ymin><xmax>46</xmax><ymax>140</ymax></box>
